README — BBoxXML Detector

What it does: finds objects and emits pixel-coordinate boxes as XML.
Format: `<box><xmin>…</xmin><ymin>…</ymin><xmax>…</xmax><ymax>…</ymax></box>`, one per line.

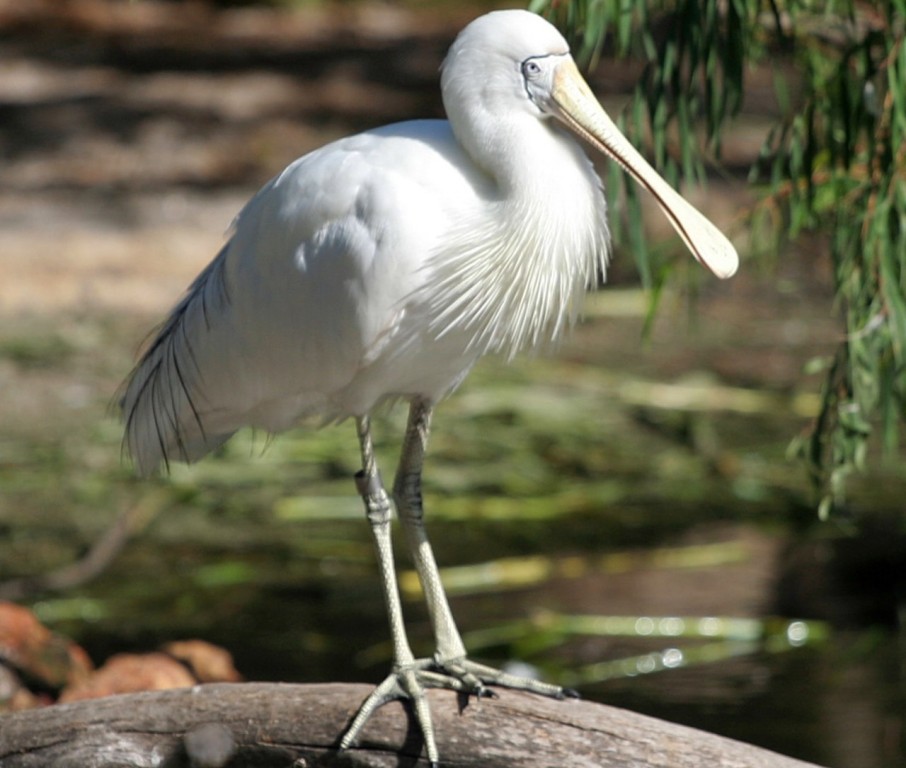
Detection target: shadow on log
<box><xmin>0</xmin><ymin>681</ymin><xmax>824</xmax><ymax>767</ymax></box>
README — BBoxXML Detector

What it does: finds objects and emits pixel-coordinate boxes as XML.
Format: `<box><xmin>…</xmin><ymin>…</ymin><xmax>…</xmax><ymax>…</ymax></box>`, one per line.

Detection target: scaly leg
<box><xmin>341</xmin><ymin>407</ymin><xmax>574</xmax><ymax>766</ymax></box>
<box><xmin>393</xmin><ymin>398</ymin><xmax>573</xmax><ymax>699</ymax></box>
<box><xmin>340</xmin><ymin>415</ymin><xmax>464</xmax><ymax>767</ymax></box>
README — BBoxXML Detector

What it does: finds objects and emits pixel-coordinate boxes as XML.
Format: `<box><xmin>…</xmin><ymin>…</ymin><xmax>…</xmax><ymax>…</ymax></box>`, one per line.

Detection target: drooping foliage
<box><xmin>531</xmin><ymin>0</ymin><xmax>906</xmax><ymax>514</ymax></box>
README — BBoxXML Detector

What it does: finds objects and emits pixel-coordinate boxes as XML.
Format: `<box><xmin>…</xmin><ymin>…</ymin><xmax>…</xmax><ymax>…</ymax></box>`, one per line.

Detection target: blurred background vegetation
<box><xmin>534</xmin><ymin>0</ymin><xmax>906</xmax><ymax>517</ymax></box>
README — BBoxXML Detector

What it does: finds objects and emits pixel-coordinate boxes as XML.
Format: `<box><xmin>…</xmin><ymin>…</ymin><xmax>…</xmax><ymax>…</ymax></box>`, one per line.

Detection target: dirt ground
<box><xmin>1</xmin><ymin>1</ymin><xmax>457</xmax><ymax>314</ymax></box>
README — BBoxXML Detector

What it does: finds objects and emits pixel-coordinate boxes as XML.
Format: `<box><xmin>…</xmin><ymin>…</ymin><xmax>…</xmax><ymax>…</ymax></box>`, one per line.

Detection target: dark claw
<box><xmin>478</xmin><ymin>687</ymin><xmax>498</xmax><ymax>699</ymax></box>
<box><xmin>560</xmin><ymin>688</ymin><xmax>581</xmax><ymax>700</ymax></box>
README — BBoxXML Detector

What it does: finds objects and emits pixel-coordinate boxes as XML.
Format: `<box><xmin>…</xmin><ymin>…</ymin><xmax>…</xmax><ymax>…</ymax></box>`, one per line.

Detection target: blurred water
<box><xmin>35</xmin><ymin>509</ymin><xmax>904</xmax><ymax>768</ymax></box>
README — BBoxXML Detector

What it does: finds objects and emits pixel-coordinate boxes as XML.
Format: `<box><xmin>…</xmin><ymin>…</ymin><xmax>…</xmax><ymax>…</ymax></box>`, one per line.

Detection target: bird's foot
<box><xmin>339</xmin><ymin>655</ymin><xmax>576</xmax><ymax>765</ymax></box>
<box><xmin>339</xmin><ymin>658</ymin><xmax>451</xmax><ymax>767</ymax></box>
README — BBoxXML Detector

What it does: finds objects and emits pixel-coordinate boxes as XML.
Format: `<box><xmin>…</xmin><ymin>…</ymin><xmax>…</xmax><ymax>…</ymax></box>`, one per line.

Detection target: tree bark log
<box><xmin>0</xmin><ymin>681</ymin><xmax>824</xmax><ymax>768</ymax></box>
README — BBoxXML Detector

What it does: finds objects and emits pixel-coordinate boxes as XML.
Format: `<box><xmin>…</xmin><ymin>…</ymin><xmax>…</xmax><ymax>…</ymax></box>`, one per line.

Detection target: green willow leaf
<box><xmin>537</xmin><ymin>0</ymin><xmax>905</xmax><ymax>512</ymax></box>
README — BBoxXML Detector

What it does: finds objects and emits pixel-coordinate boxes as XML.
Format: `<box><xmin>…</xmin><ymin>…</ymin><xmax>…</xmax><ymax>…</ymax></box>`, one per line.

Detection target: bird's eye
<box><xmin>522</xmin><ymin>59</ymin><xmax>543</xmax><ymax>80</ymax></box>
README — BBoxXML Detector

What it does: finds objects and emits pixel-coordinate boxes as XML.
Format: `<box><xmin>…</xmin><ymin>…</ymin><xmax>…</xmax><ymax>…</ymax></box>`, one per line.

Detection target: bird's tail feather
<box><xmin>121</xmin><ymin>248</ymin><xmax>233</xmax><ymax>475</ymax></box>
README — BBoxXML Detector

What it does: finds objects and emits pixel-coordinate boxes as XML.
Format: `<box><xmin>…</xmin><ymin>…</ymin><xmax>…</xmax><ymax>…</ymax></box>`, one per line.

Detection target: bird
<box><xmin>121</xmin><ymin>9</ymin><xmax>738</xmax><ymax>766</ymax></box>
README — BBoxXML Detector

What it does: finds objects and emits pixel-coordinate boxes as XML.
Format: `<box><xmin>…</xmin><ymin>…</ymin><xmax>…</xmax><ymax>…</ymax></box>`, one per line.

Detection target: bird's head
<box><xmin>442</xmin><ymin>10</ymin><xmax>738</xmax><ymax>280</ymax></box>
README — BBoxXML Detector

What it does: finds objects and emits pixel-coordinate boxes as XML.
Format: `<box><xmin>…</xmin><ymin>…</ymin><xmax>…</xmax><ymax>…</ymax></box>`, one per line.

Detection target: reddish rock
<box><xmin>162</xmin><ymin>639</ymin><xmax>242</xmax><ymax>683</ymax></box>
<box><xmin>60</xmin><ymin>652</ymin><xmax>196</xmax><ymax>702</ymax></box>
<box><xmin>0</xmin><ymin>602</ymin><xmax>93</xmax><ymax>691</ymax></box>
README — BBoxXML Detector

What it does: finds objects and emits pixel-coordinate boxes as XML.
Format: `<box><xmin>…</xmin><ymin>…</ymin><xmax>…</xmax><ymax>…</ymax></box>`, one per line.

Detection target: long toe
<box><xmin>438</xmin><ymin>656</ymin><xmax>568</xmax><ymax>699</ymax></box>
<box><xmin>339</xmin><ymin>675</ymin><xmax>407</xmax><ymax>750</ymax></box>
<box><xmin>340</xmin><ymin>663</ymin><xmax>448</xmax><ymax>763</ymax></box>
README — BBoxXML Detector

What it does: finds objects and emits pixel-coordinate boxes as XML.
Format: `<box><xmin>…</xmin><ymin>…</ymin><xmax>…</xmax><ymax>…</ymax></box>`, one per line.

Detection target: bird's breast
<box><xmin>413</xmin><ymin>134</ymin><xmax>611</xmax><ymax>361</ymax></box>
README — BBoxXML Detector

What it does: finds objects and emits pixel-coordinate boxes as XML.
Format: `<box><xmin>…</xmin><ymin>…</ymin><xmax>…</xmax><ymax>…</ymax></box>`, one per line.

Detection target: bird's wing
<box><xmin>121</xmin><ymin>122</ymin><xmax>481</xmax><ymax>474</ymax></box>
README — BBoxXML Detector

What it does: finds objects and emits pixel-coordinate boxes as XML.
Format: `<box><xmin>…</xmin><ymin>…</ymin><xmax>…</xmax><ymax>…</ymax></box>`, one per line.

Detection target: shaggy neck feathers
<box><xmin>424</xmin><ymin>120</ymin><xmax>610</xmax><ymax>359</ymax></box>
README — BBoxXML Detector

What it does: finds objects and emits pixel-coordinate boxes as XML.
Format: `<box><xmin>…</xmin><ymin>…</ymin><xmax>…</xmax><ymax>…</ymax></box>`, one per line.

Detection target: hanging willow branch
<box><xmin>762</xmin><ymin>4</ymin><xmax>906</xmax><ymax>517</ymax></box>
<box><xmin>532</xmin><ymin>0</ymin><xmax>906</xmax><ymax>514</ymax></box>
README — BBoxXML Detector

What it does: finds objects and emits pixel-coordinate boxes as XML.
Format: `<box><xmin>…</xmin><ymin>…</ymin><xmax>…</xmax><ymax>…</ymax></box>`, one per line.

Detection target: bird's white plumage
<box><xmin>121</xmin><ymin>12</ymin><xmax>740</xmax><ymax>763</ymax></box>
<box><xmin>122</xmin><ymin>10</ymin><xmax>735</xmax><ymax>475</ymax></box>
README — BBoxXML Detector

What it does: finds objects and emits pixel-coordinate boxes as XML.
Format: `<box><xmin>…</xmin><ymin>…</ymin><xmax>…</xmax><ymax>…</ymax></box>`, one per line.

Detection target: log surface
<box><xmin>0</xmin><ymin>681</ymin><xmax>824</xmax><ymax>767</ymax></box>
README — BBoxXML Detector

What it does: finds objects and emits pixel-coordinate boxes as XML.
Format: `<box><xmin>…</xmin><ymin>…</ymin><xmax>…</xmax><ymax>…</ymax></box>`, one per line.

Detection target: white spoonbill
<box><xmin>122</xmin><ymin>9</ymin><xmax>738</xmax><ymax>765</ymax></box>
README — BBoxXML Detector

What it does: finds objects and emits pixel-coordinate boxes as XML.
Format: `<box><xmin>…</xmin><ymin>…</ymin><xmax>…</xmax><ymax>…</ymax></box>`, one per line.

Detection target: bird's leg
<box><xmin>392</xmin><ymin>400</ymin><xmax>468</xmax><ymax>672</ymax></box>
<box><xmin>393</xmin><ymin>398</ymin><xmax>574</xmax><ymax>701</ymax></box>
<box><xmin>351</xmin><ymin>414</ymin><xmax>416</xmax><ymax>673</ymax></box>
<box><xmin>342</xmin><ymin>405</ymin><xmax>575</xmax><ymax>763</ymax></box>
<box><xmin>340</xmin><ymin>415</ymin><xmax>456</xmax><ymax>767</ymax></box>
